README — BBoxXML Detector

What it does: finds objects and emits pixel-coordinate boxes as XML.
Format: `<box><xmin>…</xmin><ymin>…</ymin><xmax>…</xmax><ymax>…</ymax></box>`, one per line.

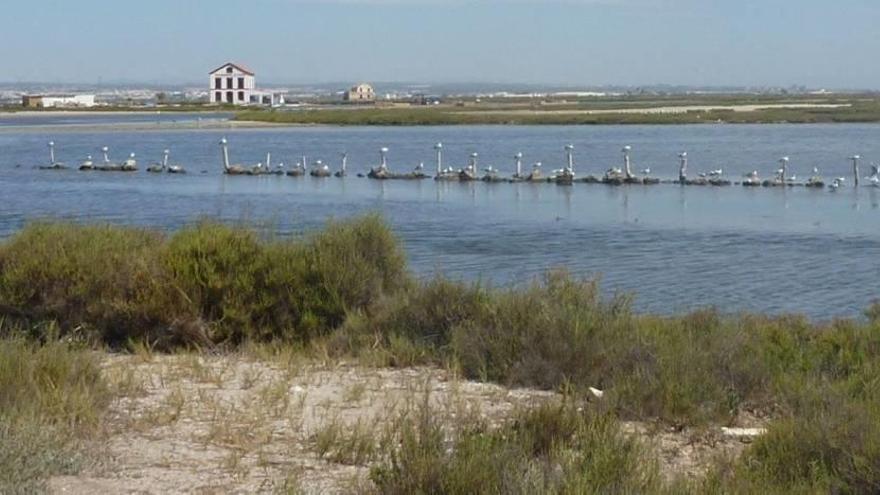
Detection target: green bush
<box><xmin>0</xmin><ymin>215</ymin><xmax>407</xmax><ymax>347</ymax></box>
<box><xmin>370</xmin><ymin>402</ymin><xmax>666</xmax><ymax>494</ymax></box>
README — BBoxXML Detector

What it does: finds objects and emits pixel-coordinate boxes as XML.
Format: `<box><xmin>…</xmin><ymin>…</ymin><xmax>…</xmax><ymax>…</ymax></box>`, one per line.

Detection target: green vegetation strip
<box><xmin>235</xmin><ymin>98</ymin><xmax>880</xmax><ymax>125</ymax></box>
<box><xmin>1</xmin><ymin>216</ymin><xmax>879</xmax><ymax>493</ymax></box>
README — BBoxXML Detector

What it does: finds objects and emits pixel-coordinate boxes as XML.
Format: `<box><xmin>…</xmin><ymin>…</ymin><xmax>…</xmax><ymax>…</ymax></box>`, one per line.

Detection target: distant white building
<box><xmin>22</xmin><ymin>94</ymin><xmax>96</xmax><ymax>108</ymax></box>
<box><xmin>344</xmin><ymin>83</ymin><xmax>376</xmax><ymax>103</ymax></box>
<box><xmin>208</xmin><ymin>62</ymin><xmax>283</xmax><ymax>106</ymax></box>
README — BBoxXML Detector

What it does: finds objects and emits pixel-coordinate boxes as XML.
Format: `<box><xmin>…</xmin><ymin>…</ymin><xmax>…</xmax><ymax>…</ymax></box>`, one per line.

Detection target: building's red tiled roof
<box><xmin>209</xmin><ymin>62</ymin><xmax>254</xmax><ymax>76</ymax></box>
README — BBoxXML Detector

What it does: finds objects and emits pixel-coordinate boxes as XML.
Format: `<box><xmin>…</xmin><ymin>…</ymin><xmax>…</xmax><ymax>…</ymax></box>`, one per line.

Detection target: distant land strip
<box><xmin>234</xmin><ymin>98</ymin><xmax>880</xmax><ymax>126</ymax></box>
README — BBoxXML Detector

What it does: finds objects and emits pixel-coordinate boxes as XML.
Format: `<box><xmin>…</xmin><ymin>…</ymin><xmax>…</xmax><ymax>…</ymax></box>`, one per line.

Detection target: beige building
<box><xmin>344</xmin><ymin>83</ymin><xmax>375</xmax><ymax>103</ymax></box>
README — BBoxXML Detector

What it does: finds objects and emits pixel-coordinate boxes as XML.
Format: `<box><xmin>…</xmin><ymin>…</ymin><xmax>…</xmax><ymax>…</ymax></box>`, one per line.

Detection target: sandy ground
<box><xmin>459</xmin><ymin>103</ymin><xmax>851</xmax><ymax>116</ymax></box>
<box><xmin>48</xmin><ymin>354</ymin><xmax>761</xmax><ymax>494</ymax></box>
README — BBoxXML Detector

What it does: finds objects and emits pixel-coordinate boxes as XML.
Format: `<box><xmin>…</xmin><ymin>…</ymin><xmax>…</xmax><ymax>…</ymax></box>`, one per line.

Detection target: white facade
<box><xmin>209</xmin><ymin>62</ymin><xmax>256</xmax><ymax>105</ymax></box>
<box><xmin>23</xmin><ymin>94</ymin><xmax>96</xmax><ymax>108</ymax></box>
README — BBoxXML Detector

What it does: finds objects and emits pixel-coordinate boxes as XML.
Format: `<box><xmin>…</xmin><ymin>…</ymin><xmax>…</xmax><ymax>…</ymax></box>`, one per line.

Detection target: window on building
<box><xmin>226</xmin><ymin>91</ymin><xmax>233</xmax><ymax>103</ymax></box>
<box><xmin>226</xmin><ymin>66</ymin><xmax>233</xmax><ymax>73</ymax></box>
<box><xmin>215</xmin><ymin>78</ymin><xmax>222</xmax><ymax>89</ymax></box>
<box><xmin>215</xmin><ymin>91</ymin><xmax>221</xmax><ymax>102</ymax></box>
<box><xmin>238</xmin><ymin>77</ymin><xmax>245</xmax><ymax>89</ymax></box>
<box><xmin>227</xmin><ymin>77</ymin><xmax>233</xmax><ymax>89</ymax></box>
<box><xmin>238</xmin><ymin>91</ymin><xmax>244</xmax><ymax>101</ymax></box>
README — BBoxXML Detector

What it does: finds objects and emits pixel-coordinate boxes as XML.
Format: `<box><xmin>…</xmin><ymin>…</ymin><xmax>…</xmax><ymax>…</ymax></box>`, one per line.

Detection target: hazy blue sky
<box><xmin>3</xmin><ymin>0</ymin><xmax>879</xmax><ymax>88</ymax></box>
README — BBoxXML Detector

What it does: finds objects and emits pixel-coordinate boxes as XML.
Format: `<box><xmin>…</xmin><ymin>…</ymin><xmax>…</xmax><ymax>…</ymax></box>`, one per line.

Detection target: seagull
<box><xmin>829</xmin><ymin>177</ymin><xmax>845</xmax><ymax>190</ymax></box>
<box><xmin>641</xmin><ymin>168</ymin><xmax>651</xmax><ymax>176</ymax></box>
<box><xmin>812</xmin><ymin>167</ymin><xmax>819</xmax><ymax>175</ymax></box>
<box><xmin>709</xmin><ymin>168</ymin><xmax>723</xmax><ymax>176</ymax></box>
<box><xmin>415</xmin><ymin>162</ymin><xmax>424</xmax><ymax>172</ymax></box>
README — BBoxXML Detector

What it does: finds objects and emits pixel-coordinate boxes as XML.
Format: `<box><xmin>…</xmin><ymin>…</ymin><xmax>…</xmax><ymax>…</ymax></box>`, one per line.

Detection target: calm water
<box><xmin>1</xmin><ymin>115</ymin><xmax>879</xmax><ymax>319</ymax></box>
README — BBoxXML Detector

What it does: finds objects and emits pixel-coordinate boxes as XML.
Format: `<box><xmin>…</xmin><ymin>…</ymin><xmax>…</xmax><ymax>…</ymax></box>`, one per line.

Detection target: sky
<box><xmin>2</xmin><ymin>0</ymin><xmax>879</xmax><ymax>88</ymax></box>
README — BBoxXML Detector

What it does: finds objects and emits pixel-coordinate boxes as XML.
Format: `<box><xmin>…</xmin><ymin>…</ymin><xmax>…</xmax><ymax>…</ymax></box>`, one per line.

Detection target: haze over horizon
<box><xmin>3</xmin><ymin>0</ymin><xmax>879</xmax><ymax>90</ymax></box>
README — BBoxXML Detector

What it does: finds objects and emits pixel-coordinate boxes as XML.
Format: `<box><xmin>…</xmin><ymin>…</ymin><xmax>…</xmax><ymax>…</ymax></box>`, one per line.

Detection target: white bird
<box><xmin>813</xmin><ymin>167</ymin><xmax>819</xmax><ymax>175</ymax></box>
<box><xmin>709</xmin><ymin>168</ymin><xmax>723</xmax><ymax>176</ymax></box>
<box><xmin>641</xmin><ymin>168</ymin><xmax>651</xmax><ymax>176</ymax></box>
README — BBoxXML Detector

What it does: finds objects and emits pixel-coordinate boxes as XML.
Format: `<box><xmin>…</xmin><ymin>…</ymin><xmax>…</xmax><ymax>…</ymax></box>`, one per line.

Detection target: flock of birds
<box><xmin>36</xmin><ymin>139</ymin><xmax>880</xmax><ymax>190</ymax></box>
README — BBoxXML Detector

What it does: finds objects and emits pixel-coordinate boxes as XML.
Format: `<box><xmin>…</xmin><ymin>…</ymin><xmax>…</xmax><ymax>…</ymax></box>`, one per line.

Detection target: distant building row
<box><xmin>22</xmin><ymin>94</ymin><xmax>96</xmax><ymax>108</ymax></box>
<box><xmin>209</xmin><ymin>61</ymin><xmax>375</xmax><ymax>106</ymax></box>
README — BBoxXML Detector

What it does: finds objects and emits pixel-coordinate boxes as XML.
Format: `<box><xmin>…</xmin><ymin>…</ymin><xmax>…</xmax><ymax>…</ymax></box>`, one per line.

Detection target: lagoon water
<box><xmin>1</xmin><ymin>114</ymin><xmax>878</xmax><ymax>319</ymax></box>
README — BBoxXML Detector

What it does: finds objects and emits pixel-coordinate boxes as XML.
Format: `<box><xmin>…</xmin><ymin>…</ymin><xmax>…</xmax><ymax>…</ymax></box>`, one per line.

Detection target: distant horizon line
<box><xmin>1</xmin><ymin>80</ymin><xmax>876</xmax><ymax>93</ymax></box>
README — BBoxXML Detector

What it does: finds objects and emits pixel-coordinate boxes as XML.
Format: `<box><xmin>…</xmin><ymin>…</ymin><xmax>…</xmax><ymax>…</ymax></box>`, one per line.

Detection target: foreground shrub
<box><xmin>370</xmin><ymin>402</ymin><xmax>667</xmax><ymax>494</ymax></box>
<box><xmin>0</xmin><ymin>336</ymin><xmax>109</xmax><ymax>492</ymax></box>
<box><xmin>0</xmin><ymin>215</ymin><xmax>407</xmax><ymax>347</ymax></box>
<box><xmin>705</xmin><ymin>382</ymin><xmax>880</xmax><ymax>494</ymax></box>
<box><xmin>347</xmin><ymin>269</ymin><xmax>880</xmax><ymax>426</ymax></box>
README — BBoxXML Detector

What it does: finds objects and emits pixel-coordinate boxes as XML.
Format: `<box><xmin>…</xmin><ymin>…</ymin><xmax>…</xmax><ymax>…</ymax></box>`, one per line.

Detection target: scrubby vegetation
<box><xmin>1</xmin><ymin>216</ymin><xmax>880</xmax><ymax>493</ymax></box>
<box><xmin>0</xmin><ymin>336</ymin><xmax>110</xmax><ymax>493</ymax></box>
<box><xmin>370</xmin><ymin>401</ymin><xmax>668</xmax><ymax>495</ymax></box>
<box><xmin>0</xmin><ymin>214</ymin><xmax>405</xmax><ymax>347</ymax></box>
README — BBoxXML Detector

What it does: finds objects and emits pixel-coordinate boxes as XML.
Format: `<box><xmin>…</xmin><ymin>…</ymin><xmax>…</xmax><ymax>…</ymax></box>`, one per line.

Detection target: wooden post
<box><xmin>565</xmin><ymin>144</ymin><xmax>574</xmax><ymax>174</ymax></box>
<box><xmin>678</xmin><ymin>152</ymin><xmax>688</xmax><ymax>183</ymax></box>
<box><xmin>435</xmin><ymin>143</ymin><xmax>443</xmax><ymax>175</ymax></box>
<box><xmin>852</xmin><ymin>155</ymin><xmax>861</xmax><ymax>187</ymax></box>
<box><xmin>623</xmin><ymin>146</ymin><xmax>633</xmax><ymax>179</ymax></box>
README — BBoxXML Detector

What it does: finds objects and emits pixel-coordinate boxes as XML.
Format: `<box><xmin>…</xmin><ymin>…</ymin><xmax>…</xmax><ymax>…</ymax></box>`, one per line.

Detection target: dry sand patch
<box><xmin>49</xmin><ymin>353</ymin><xmax>758</xmax><ymax>494</ymax></box>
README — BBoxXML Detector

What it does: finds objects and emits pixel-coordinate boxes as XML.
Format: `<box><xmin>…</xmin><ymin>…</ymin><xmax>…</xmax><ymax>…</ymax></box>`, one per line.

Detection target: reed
<box><xmin>0</xmin><ymin>335</ymin><xmax>110</xmax><ymax>493</ymax></box>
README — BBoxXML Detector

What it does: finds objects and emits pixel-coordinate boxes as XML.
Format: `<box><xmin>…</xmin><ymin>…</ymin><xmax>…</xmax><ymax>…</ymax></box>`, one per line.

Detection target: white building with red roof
<box><xmin>209</xmin><ymin>62</ymin><xmax>255</xmax><ymax>105</ymax></box>
<box><xmin>209</xmin><ymin>62</ymin><xmax>283</xmax><ymax>106</ymax></box>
